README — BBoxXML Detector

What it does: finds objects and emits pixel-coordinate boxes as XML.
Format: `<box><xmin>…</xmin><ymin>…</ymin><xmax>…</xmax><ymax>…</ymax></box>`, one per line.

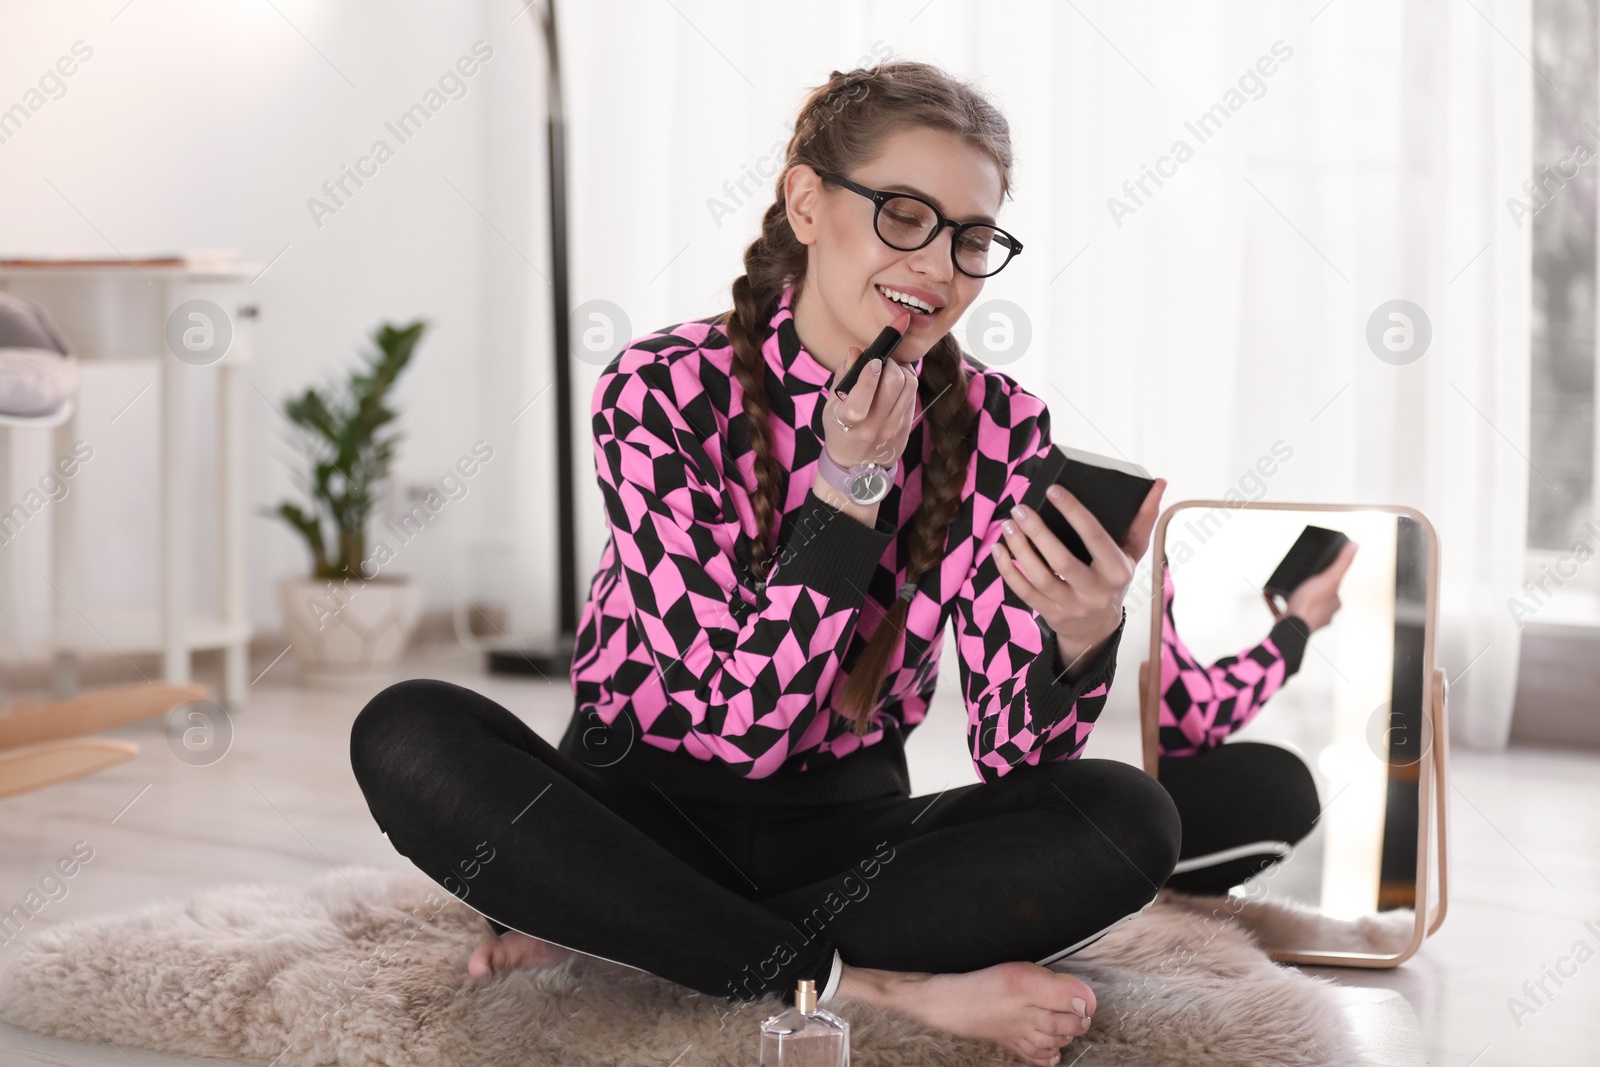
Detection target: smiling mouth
<box><xmin>876</xmin><ymin>284</ymin><xmax>941</xmax><ymax>316</ymax></box>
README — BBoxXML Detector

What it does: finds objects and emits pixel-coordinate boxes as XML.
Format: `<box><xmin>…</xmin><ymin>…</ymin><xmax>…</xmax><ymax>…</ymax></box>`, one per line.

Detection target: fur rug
<box><xmin>0</xmin><ymin>867</ymin><xmax>1414</xmax><ymax>1066</ymax></box>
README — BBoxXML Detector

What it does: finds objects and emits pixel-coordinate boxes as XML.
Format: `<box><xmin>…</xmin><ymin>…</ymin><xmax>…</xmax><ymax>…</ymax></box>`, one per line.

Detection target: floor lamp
<box><xmin>487</xmin><ymin>0</ymin><xmax>577</xmax><ymax>678</ymax></box>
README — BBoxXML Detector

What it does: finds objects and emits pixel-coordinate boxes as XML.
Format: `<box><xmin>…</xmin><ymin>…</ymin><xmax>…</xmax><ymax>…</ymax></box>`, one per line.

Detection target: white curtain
<box><xmin>536</xmin><ymin>0</ymin><xmax>1530</xmax><ymax>749</ymax></box>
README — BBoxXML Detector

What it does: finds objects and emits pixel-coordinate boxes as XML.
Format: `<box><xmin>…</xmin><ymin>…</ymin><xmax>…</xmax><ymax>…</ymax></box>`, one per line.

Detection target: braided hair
<box><xmin>718</xmin><ymin>61</ymin><xmax>1015</xmax><ymax>735</ymax></box>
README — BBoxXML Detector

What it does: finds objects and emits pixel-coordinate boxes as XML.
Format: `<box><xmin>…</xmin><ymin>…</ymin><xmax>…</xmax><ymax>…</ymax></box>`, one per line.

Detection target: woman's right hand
<box><xmin>822</xmin><ymin>347</ymin><xmax>920</xmax><ymax>469</ymax></box>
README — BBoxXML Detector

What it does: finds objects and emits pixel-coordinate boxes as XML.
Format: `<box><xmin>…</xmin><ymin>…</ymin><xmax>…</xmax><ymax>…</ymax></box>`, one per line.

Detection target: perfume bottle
<box><xmin>759</xmin><ymin>978</ymin><xmax>850</xmax><ymax>1067</ymax></box>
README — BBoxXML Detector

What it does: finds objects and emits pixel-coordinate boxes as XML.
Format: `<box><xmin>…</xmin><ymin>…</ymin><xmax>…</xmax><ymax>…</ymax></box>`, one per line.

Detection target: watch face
<box><xmin>848</xmin><ymin>467</ymin><xmax>890</xmax><ymax>505</ymax></box>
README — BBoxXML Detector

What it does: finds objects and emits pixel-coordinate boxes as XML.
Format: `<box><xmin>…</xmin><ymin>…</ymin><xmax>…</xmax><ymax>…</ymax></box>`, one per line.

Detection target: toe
<box><xmin>1033</xmin><ymin>1025</ymin><xmax>1076</xmax><ymax>1050</ymax></box>
<box><xmin>1013</xmin><ymin>1037</ymin><xmax>1058</xmax><ymax>1066</ymax></box>
<box><xmin>1030</xmin><ymin>1008</ymin><xmax>1086</xmax><ymax>1039</ymax></box>
<box><xmin>466</xmin><ymin>942</ymin><xmax>494</xmax><ymax>977</ymax></box>
<box><xmin>1046</xmin><ymin>971</ymin><xmax>1097</xmax><ymax>1018</ymax></box>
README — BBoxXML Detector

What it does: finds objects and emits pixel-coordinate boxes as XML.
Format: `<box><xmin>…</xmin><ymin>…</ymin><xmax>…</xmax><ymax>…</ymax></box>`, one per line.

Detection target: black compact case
<box><xmin>1262</xmin><ymin>525</ymin><xmax>1351</xmax><ymax>599</ymax></box>
<box><xmin>1013</xmin><ymin>446</ymin><xmax>1155</xmax><ymax>565</ymax></box>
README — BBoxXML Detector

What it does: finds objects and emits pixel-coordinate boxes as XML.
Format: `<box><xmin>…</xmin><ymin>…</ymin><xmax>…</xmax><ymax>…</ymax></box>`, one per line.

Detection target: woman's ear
<box><xmin>784</xmin><ymin>165</ymin><xmax>823</xmax><ymax>246</ymax></box>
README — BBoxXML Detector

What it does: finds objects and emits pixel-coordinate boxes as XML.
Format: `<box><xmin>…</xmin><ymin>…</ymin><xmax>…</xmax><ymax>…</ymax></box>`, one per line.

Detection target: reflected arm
<box><xmin>1156</xmin><ymin>567</ymin><xmax>1310</xmax><ymax>756</ymax></box>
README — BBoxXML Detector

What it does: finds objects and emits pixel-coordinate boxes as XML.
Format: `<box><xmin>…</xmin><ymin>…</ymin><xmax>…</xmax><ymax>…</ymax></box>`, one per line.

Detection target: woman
<box><xmin>352</xmin><ymin>62</ymin><xmax>1262</xmax><ymax>1067</ymax></box>
<box><xmin>1153</xmin><ymin>541</ymin><xmax>1357</xmax><ymax>894</ymax></box>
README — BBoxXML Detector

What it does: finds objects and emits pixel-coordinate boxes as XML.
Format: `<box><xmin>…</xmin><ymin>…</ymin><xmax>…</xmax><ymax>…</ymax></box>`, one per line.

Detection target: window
<box><xmin>1528</xmin><ymin>0</ymin><xmax>1597</xmax><ymax>558</ymax></box>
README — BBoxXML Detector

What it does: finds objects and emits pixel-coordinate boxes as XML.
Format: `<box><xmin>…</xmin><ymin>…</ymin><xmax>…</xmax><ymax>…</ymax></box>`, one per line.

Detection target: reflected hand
<box><xmin>1265</xmin><ymin>540</ymin><xmax>1359</xmax><ymax>632</ymax></box>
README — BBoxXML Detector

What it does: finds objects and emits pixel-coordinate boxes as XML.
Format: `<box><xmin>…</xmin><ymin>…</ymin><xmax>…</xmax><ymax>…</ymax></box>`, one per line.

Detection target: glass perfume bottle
<box><xmin>759</xmin><ymin>978</ymin><xmax>850</xmax><ymax>1067</ymax></box>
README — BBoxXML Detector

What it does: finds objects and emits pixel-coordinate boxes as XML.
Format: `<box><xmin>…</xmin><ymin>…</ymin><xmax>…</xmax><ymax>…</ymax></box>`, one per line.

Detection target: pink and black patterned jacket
<box><xmin>1156</xmin><ymin>566</ymin><xmax>1310</xmax><ymax>757</ymax></box>
<box><xmin>560</xmin><ymin>283</ymin><xmax>1123</xmax><ymax>804</ymax></box>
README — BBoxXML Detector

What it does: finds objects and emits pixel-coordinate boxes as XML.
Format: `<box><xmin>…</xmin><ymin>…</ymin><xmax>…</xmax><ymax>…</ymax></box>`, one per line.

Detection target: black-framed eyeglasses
<box><xmin>814</xmin><ymin>168</ymin><xmax>1023</xmax><ymax>278</ymax></box>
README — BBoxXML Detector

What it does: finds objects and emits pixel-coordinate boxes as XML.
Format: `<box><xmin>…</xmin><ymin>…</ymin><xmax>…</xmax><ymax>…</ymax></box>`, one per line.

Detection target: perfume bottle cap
<box><xmin>796</xmin><ymin>978</ymin><xmax>817</xmax><ymax>1013</ymax></box>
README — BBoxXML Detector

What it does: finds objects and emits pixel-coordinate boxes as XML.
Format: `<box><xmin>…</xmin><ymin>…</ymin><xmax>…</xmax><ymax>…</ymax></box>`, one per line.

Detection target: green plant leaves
<box><xmin>270</xmin><ymin>319</ymin><xmax>426</xmax><ymax>580</ymax></box>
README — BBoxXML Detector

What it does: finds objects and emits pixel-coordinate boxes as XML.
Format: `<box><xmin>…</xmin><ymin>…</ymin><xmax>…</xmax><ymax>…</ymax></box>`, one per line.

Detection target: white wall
<box><xmin>0</xmin><ymin>1</ymin><xmax>1530</xmax><ymax>746</ymax></box>
<box><xmin>0</xmin><ymin>0</ymin><xmax>559</xmax><ymax>650</ymax></box>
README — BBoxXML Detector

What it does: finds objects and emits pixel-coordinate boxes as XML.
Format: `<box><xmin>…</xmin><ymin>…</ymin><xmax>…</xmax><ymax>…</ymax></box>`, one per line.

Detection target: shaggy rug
<box><xmin>0</xmin><ymin>867</ymin><xmax>1414</xmax><ymax>1067</ymax></box>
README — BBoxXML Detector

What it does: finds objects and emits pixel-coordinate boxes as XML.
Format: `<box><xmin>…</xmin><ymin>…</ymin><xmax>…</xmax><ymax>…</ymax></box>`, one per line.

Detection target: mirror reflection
<box><xmin>1153</xmin><ymin>507</ymin><xmax>1431</xmax><ymax>922</ymax></box>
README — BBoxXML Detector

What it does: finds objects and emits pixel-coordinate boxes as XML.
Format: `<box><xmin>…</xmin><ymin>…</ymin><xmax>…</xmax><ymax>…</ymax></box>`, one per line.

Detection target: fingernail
<box><xmin>1013</xmin><ymin>504</ymin><xmax>1031</xmax><ymax>519</ymax></box>
<box><xmin>870</xmin><ymin>358</ymin><xmax>883</xmax><ymax>372</ymax></box>
<box><xmin>1071</xmin><ymin>997</ymin><xmax>1087</xmax><ymax>1015</ymax></box>
<box><xmin>1002</xmin><ymin>519</ymin><xmax>1017</xmax><ymax>537</ymax></box>
<box><xmin>1046</xmin><ymin>485</ymin><xmax>1065</xmax><ymax>502</ymax></box>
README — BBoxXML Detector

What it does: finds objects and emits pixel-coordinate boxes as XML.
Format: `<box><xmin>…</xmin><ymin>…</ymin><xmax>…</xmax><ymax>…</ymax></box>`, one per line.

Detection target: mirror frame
<box><xmin>1140</xmin><ymin>500</ymin><xmax>1450</xmax><ymax>967</ymax></box>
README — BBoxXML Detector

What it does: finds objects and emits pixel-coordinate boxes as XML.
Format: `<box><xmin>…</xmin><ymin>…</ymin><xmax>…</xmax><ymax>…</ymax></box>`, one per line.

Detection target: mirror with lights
<box><xmin>1139</xmin><ymin>501</ymin><xmax>1450</xmax><ymax>967</ymax></box>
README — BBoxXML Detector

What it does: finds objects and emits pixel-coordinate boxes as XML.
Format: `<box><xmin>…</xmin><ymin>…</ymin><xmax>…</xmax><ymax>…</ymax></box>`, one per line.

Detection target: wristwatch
<box><xmin>816</xmin><ymin>449</ymin><xmax>898</xmax><ymax>506</ymax></box>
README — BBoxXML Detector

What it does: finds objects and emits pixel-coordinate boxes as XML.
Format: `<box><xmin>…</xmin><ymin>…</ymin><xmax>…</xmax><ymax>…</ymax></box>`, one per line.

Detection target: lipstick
<box><xmin>834</xmin><ymin>309</ymin><xmax>912</xmax><ymax>399</ymax></box>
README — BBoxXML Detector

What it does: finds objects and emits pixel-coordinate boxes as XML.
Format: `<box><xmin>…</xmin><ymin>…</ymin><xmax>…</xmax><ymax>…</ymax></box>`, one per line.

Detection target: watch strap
<box><xmin>816</xmin><ymin>448</ymin><xmax>898</xmax><ymax>496</ymax></box>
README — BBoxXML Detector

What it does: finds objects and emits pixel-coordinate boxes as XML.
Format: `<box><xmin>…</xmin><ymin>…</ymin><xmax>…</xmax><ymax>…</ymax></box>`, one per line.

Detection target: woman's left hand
<box><xmin>991</xmin><ymin>478</ymin><xmax>1167</xmax><ymax>677</ymax></box>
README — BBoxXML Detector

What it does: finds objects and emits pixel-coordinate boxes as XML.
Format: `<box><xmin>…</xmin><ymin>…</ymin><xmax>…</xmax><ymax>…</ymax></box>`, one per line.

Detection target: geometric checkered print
<box><xmin>570</xmin><ymin>282</ymin><xmax>1120</xmax><ymax>786</ymax></box>
<box><xmin>1156</xmin><ymin>567</ymin><xmax>1303</xmax><ymax>756</ymax></box>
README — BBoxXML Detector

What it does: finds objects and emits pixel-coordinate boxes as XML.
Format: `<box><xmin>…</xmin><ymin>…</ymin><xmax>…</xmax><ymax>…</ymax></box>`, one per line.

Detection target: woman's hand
<box><xmin>992</xmin><ymin>478</ymin><xmax>1167</xmax><ymax>676</ymax></box>
<box><xmin>1267</xmin><ymin>540</ymin><xmax>1359</xmax><ymax>632</ymax></box>
<box><xmin>822</xmin><ymin>348</ymin><xmax>920</xmax><ymax>469</ymax></box>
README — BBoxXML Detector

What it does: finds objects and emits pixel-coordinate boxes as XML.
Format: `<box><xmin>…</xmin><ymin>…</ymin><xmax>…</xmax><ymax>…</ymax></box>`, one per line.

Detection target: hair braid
<box><xmin>834</xmin><ymin>335</ymin><xmax>974</xmax><ymax>733</ymax></box>
<box><xmin>723</xmin><ymin>221</ymin><xmax>794</xmax><ymax>581</ymax></box>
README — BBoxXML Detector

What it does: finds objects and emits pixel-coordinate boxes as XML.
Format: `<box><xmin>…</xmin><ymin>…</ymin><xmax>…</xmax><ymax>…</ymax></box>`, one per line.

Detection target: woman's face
<box><xmin>786</xmin><ymin>126</ymin><xmax>1006</xmax><ymax>371</ymax></box>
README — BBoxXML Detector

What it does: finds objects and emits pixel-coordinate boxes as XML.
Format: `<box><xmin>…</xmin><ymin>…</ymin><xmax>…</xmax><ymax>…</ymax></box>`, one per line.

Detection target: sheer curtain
<box><xmin>534</xmin><ymin>0</ymin><xmax>1530</xmax><ymax>749</ymax></box>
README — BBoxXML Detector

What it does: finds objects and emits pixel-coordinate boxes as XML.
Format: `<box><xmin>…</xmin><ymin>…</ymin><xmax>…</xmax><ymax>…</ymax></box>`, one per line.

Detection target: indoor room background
<box><xmin>0</xmin><ymin>0</ymin><xmax>1530</xmax><ymax>753</ymax></box>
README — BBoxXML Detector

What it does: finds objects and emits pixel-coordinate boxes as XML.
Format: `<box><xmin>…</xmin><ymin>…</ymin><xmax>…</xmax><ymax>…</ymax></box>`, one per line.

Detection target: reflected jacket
<box><xmin>1156</xmin><ymin>567</ymin><xmax>1310</xmax><ymax>756</ymax></box>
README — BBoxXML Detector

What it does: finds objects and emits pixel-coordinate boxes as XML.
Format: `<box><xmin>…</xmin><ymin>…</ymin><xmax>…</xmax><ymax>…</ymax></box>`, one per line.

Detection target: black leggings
<box><xmin>1159</xmin><ymin>741</ymin><xmax>1322</xmax><ymax>895</ymax></box>
<box><xmin>349</xmin><ymin>680</ymin><xmax>1313</xmax><ymax>1006</ymax></box>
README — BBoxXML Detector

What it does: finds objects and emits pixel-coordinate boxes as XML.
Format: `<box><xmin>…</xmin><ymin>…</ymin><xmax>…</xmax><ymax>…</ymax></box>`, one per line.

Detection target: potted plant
<box><xmin>269</xmin><ymin>320</ymin><xmax>427</xmax><ymax>687</ymax></box>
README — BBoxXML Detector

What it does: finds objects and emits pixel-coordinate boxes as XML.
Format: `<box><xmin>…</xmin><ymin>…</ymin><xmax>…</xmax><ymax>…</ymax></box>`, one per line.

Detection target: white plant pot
<box><xmin>279</xmin><ymin>576</ymin><xmax>424</xmax><ymax>689</ymax></box>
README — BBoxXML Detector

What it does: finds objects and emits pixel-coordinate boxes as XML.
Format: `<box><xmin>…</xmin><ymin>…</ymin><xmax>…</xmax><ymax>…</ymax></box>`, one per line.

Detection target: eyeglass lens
<box><xmin>877</xmin><ymin>195</ymin><xmax>1015</xmax><ymax>277</ymax></box>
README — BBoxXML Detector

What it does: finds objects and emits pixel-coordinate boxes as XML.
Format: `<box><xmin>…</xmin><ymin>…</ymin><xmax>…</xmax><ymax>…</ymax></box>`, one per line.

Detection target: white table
<box><xmin>0</xmin><ymin>265</ymin><xmax>254</xmax><ymax>709</ymax></box>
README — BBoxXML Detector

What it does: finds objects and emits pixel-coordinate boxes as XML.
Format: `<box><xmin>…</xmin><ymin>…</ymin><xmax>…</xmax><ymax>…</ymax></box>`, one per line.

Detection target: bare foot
<box><xmin>837</xmin><ymin>959</ymin><xmax>1095</xmax><ymax>1067</ymax></box>
<box><xmin>465</xmin><ymin>930</ymin><xmax>579</xmax><ymax>978</ymax></box>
